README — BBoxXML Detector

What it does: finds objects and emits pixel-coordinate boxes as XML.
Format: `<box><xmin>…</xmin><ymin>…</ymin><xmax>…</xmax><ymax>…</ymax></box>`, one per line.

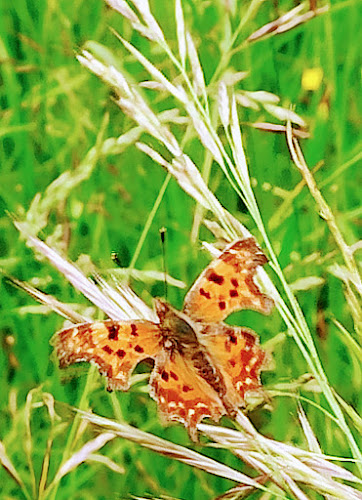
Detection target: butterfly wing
<box><xmin>183</xmin><ymin>238</ymin><xmax>273</xmax><ymax>323</ymax></box>
<box><xmin>199</xmin><ymin>323</ymin><xmax>267</xmax><ymax>408</ymax></box>
<box><xmin>150</xmin><ymin>351</ymin><xmax>225</xmax><ymax>441</ymax></box>
<box><xmin>52</xmin><ymin>320</ymin><xmax>162</xmax><ymax>391</ymax></box>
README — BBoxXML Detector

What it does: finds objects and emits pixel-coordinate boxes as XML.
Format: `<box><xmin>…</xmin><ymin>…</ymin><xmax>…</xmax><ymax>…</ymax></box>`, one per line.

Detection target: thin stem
<box><xmin>47</xmin><ymin>366</ymin><xmax>97</xmax><ymax>499</ymax></box>
<box><xmin>287</xmin><ymin>126</ymin><xmax>362</xmax><ymax>334</ymax></box>
<box><xmin>210</xmin><ymin>0</ymin><xmax>265</xmax><ymax>84</ymax></box>
<box><xmin>128</xmin><ymin>173</ymin><xmax>171</xmax><ymax>277</ymax></box>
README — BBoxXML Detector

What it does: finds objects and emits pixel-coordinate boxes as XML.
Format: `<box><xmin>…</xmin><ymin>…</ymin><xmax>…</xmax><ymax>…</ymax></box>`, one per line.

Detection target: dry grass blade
<box><xmin>0</xmin><ymin>441</ymin><xmax>28</xmax><ymax>494</ymax></box>
<box><xmin>249</xmin><ymin>122</ymin><xmax>310</xmax><ymax>139</ymax></box>
<box><xmin>92</xmin><ymin>274</ymin><xmax>157</xmax><ymax>322</ymax></box>
<box><xmin>77</xmin><ymin>409</ymin><xmax>267</xmax><ymax>492</ymax></box>
<box><xmin>184</xmin><ymin>100</ymin><xmax>224</xmax><ymax>166</ymax></box>
<box><xmin>279</xmin><ymin>473</ymin><xmax>310</xmax><ymax>500</ymax></box>
<box><xmin>113</xmin><ymin>35</ymin><xmax>184</xmax><ymax>106</ymax></box>
<box><xmin>105</xmin><ymin>0</ymin><xmax>139</xmax><ymax>24</ymax></box>
<box><xmin>333</xmin><ymin>391</ymin><xmax>362</xmax><ymax>435</ymax></box>
<box><xmin>131</xmin><ymin>0</ymin><xmax>165</xmax><ymax>42</ymax></box>
<box><xmin>186</xmin><ymin>31</ymin><xmax>207</xmax><ymax>99</ymax></box>
<box><xmin>175</xmin><ymin>0</ymin><xmax>186</xmax><ymax>68</ymax></box>
<box><xmin>24</xmin><ymin>390</ymin><xmax>37</xmax><ymax>498</ymax></box>
<box><xmin>76</xmin><ymin>408</ymin><xmax>362</xmax><ymax>499</ymax></box>
<box><xmin>53</xmin><ymin>433</ymin><xmax>117</xmax><ymax>483</ymax></box>
<box><xmin>263</xmin><ymin>104</ymin><xmax>306</xmax><ymax>127</ymax></box>
<box><xmin>78</xmin><ymin>43</ymin><xmax>249</xmax><ymax>240</ymax></box>
<box><xmin>289</xmin><ymin>276</ymin><xmax>325</xmax><ymax>292</ymax></box>
<box><xmin>329</xmin><ymin>264</ymin><xmax>362</xmax><ymax>295</ymax></box>
<box><xmin>14</xmin><ymin>221</ymin><xmax>142</xmax><ymax>321</ymax></box>
<box><xmin>86</xmin><ymin>453</ymin><xmax>125</xmax><ymax>475</ymax></box>
<box><xmin>214</xmin><ymin>478</ymin><xmax>267</xmax><ymax>500</ymax></box>
<box><xmin>247</xmin><ymin>4</ymin><xmax>329</xmax><ymax>42</ymax></box>
<box><xmin>199</xmin><ymin>420</ymin><xmax>362</xmax><ymax>499</ymax></box>
<box><xmin>107</xmin><ymin>0</ymin><xmax>164</xmax><ymax>42</ymax></box>
<box><xmin>297</xmin><ymin>404</ymin><xmax>322</xmax><ymax>454</ymax></box>
<box><xmin>109</xmin><ymin>268</ymin><xmax>186</xmax><ymax>289</ymax></box>
<box><xmin>6</xmin><ymin>275</ymin><xmax>88</xmax><ymax>323</ymax></box>
<box><xmin>218</xmin><ymin>82</ymin><xmax>230</xmax><ymax>129</ymax></box>
<box><xmin>136</xmin><ymin>143</ymin><xmax>246</xmax><ymax>241</ymax></box>
<box><xmin>229</xmin><ymin>93</ymin><xmax>251</xmax><ymax>189</ymax></box>
<box><xmin>286</xmin><ymin>122</ymin><xmax>362</xmax><ymax>337</ymax></box>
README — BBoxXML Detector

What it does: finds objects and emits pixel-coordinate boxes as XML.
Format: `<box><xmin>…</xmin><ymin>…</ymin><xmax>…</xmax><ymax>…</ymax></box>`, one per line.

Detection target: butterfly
<box><xmin>53</xmin><ymin>238</ymin><xmax>273</xmax><ymax>440</ymax></box>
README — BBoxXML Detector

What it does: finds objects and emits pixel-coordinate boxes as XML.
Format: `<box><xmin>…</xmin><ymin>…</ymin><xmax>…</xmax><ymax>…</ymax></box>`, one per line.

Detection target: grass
<box><xmin>1</xmin><ymin>0</ymin><xmax>361</xmax><ymax>499</ymax></box>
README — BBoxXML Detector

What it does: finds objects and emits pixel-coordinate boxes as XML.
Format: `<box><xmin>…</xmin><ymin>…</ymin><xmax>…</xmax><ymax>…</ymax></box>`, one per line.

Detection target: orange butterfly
<box><xmin>53</xmin><ymin>238</ymin><xmax>273</xmax><ymax>440</ymax></box>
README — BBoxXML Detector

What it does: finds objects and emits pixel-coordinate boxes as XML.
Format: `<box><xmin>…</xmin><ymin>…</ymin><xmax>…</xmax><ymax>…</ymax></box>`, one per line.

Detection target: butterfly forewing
<box><xmin>183</xmin><ymin>238</ymin><xmax>273</xmax><ymax>323</ymax></box>
<box><xmin>150</xmin><ymin>351</ymin><xmax>225</xmax><ymax>441</ymax></box>
<box><xmin>53</xmin><ymin>320</ymin><xmax>162</xmax><ymax>391</ymax></box>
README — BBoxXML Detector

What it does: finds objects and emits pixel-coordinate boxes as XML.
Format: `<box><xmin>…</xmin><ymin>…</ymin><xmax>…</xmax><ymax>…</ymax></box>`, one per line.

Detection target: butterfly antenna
<box><xmin>159</xmin><ymin>227</ymin><xmax>168</xmax><ymax>301</ymax></box>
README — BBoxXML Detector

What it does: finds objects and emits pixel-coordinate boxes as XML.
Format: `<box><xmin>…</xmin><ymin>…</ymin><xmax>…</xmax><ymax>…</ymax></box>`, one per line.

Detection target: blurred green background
<box><xmin>0</xmin><ymin>0</ymin><xmax>361</xmax><ymax>498</ymax></box>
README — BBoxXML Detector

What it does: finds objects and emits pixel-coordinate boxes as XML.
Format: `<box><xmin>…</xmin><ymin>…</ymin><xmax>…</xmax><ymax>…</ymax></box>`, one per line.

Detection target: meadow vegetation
<box><xmin>1</xmin><ymin>0</ymin><xmax>361</xmax><ymax>498</ymax></box>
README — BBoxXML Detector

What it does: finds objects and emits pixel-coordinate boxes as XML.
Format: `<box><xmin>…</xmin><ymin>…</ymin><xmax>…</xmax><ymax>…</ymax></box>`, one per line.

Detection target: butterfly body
<box><xmin>154</xmin><ymin>298</ymin><xmax>200</xmax><ymax>352</ymax></box>
<box><xmin>154</xmin><ymin>298</ymin><xmax>233</xmax><ymax>416</ymax></box>
<box><xmin>53</xmin><ymin>238</ymin><xmax>273</xmax><ymax>440</ymax></box>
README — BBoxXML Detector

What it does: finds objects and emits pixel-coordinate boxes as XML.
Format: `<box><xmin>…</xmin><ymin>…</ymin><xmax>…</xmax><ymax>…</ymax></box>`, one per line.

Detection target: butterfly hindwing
<box><xmin>53</xmin><ymin>320</ymin><xmax>162</xmax><ymax>391</ymax></box>
<box><xmin>183</xmin><ymin>238</ymin><xmax>273</xmax><ymax>323</ymax></box>
<box><xmin>150</xmin><ymin>351</ymin><xmax>225</xmax><ymax>441</ymax></box>
<box><xmin>199</xmin><ymin>323</ymin><xmax>267</xmax><ymax>408</ymax></box>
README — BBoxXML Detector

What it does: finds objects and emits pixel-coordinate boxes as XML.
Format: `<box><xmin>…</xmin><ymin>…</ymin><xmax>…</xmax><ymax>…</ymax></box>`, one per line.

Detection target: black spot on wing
<box><xmin>200</xmin><ymin>288</ymin><xmax>211</xmax><ymax>299</ymax></box>
<box><xmin>107</xmin><ymin>324</ymin><xmax>119</xmax><ymax>340</ymax></box>
<box><xmin>116</xmin><ymin>349</ymin><xmax>126</xmax><ymax>359</ymax></box>
<box><xmin>207</xmin><ymin>271</ymin><xmax>224</xmax><ymax>285</ymax></box>
<box><xmin>130</xmin><ymin>324</ymin><xmax>138</xmax><ymax>336</ymax></box>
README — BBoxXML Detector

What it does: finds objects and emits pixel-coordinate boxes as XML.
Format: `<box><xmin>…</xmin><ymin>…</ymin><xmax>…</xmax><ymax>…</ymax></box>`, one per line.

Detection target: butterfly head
<box><xmin>153</xmin><ymin>297</ymin><xmax>172</xmax><ymax>321</ymax></box>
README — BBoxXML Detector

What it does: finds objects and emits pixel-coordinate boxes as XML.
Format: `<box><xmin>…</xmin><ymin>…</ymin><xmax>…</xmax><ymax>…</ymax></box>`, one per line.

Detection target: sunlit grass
<box><xmin>1</xmin><ymin>0</ymin><xmax>361</xmax><ymax>499</ymax></box>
